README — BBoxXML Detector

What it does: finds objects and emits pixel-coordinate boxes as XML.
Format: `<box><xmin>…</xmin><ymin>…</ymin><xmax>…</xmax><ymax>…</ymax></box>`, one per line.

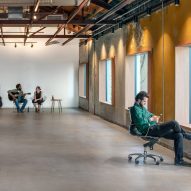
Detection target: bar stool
<box><xmin>51</xmin><ymin>96</ymin><xmax>62</xmax><ymax>113</ymax></box>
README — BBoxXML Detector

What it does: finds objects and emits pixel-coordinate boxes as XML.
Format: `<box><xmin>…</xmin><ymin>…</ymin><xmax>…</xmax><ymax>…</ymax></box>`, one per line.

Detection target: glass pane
<box><xmin>135</xmin><ymin>53</ymin><xmax>148</xmax><ymax>95</ymax></box>
<box><xmin>84</xmin><ymin>64</ymin><xmax>86</xmax><ymax>97</ymax></box>
<box><xmin>189</xmin><ymin>48</ymin><xmax>191</xmax><ymax>124</ymax></box>
<box><xmin>106</xmin><ymin>59</ymin><xmax>112</xmax><ymax>103</ymax></box>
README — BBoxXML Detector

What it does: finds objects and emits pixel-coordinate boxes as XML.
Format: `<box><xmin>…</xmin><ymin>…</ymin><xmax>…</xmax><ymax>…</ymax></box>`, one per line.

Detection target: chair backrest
<box><xmin>127</xmin><ymin>107</ymin><xmax>142</xmax><ymax>136</ymax></box>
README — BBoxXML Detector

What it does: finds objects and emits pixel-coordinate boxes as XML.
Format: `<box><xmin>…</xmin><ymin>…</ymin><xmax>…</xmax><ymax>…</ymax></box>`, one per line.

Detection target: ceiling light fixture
<box><xmin>33</xmin><ymin>15</ymin><xmax>37</xmax><ymax>20</ymax></box>
<box><xmin>146</xmin><ymin>8</ymin><xmax>151</xmax><ymax>16</ymax></box>
<box><xmin>31</xmin><ymin>43</ymin><xmax>33</xmax><ymax>48</ymax></box>
<box><xmin>112</xmin><ymin>27</ymin><xmax>115</xmax><ymax>33</ymax></box>
<box><xmin>14</xmin><ymin>43</ymin><xmax>17</xmax><ymax>48</ymax></box>
<box><xmin>134</xmin><ymin>16</ymin><xmax>138</xmax><ymax>23</ymax></box>
<box><xmin>174</xmin><ymin>0</ymin><xmax>180</xmax><ymax>6</ymax></box>
<box><xmin>119</xmin><ymin>22</ymin><xmax>123</xmax><ymax>29</ymax></box>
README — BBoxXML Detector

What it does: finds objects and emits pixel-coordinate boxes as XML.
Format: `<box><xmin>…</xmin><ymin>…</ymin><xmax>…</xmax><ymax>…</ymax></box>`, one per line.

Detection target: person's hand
<box><xmin>12</xmin><ymin>95</ymin><xmax>16</xmax><ymax>101</ymax></box>
<box><xmin>153</xmin><ymin>115</ymin><xmax>160</xmax><ymax>123</ymax></box>
<box><xmin>150</xmin><ymin>116</ymin><xmax>160</xmax><ymax>123</ymax></box>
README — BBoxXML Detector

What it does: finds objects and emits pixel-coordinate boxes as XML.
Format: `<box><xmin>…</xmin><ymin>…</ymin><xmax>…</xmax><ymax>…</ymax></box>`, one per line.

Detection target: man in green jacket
<box><xmin>131</xmin><ymin>91</ymin><xmax>191</xmax><ymax>166</ymax></box>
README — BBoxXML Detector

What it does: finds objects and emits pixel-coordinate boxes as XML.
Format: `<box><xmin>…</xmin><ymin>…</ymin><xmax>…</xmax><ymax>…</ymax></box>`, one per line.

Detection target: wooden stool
<box><xmin>51</xmin><ymin>96</ymin><xmax>62</xmax><ymax>113</ymax></box>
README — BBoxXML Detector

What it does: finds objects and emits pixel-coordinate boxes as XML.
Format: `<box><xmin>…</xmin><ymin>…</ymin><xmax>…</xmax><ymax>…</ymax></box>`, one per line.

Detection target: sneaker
<box><xmin>175</xmin><ymin>160</ymin><xmax>191</xmax><ymax>166</ymax></box>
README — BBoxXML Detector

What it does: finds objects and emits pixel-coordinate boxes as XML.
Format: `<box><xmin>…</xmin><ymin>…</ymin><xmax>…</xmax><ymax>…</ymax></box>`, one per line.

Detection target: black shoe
<box><xmin>183</xmin><ymin>133</ymin><xmax>191</xmax><ymax>140</ymax></box>
<box><xmin>175</xmin><ymin>160</ymin><xmax>191</xmax><ymax>166</ymax></box>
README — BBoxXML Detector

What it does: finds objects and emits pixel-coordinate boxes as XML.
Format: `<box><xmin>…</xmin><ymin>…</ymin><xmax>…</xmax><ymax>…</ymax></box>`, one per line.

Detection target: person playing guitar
<box><xmin>7</xmin><ymin>83</ymin><xmax>30</xmax><ymax>113</ymax></box>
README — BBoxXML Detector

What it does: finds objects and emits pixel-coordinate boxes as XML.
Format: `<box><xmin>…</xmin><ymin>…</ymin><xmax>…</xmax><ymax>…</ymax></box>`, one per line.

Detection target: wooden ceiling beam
<box><xmin>24</xmin><ymin>0</ymin><xmax>40</xmax><ymax>44</ymax></box>
<box><xmin>0</xmin><ymin>35</ymin><xmax>91</xmax><ymax>38</ymax></box>
<box><xmin>28</xmin><ymin>27</ymin><xmax>46</xmax><ymax>37</ymax></box>
<box><xmin>45</xmin><ymin>0</ymin><xmax>90</xmax><ymax>46</ymax></box>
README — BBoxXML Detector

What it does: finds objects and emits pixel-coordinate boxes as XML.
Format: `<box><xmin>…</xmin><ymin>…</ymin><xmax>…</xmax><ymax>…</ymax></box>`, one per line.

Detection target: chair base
<box><xmin>128</xmin><ymin>150</ymin><xmax>164</xmax><ymax>165</ymax></box>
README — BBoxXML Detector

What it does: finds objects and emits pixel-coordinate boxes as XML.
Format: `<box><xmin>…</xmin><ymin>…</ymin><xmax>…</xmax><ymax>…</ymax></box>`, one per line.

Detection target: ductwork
<box><xmin>0</xmin><ymin>0</ymin><xmax>84</xmax><ymax>6</ymax></box>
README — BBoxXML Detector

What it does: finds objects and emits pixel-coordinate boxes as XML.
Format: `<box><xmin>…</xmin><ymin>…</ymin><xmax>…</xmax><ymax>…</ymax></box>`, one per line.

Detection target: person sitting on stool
<box><xmin>32</xmin><ymin>86</ymin><xmax>43</xmax><ymax>112</ymax></box>
<box><xmin>8</xmin><ymin>83</ymin><xmax>28</xmax><ymax>113</ymax></box>
<box><xmin>131</xmin><ymin>91</ymin><xmax>191</xmax><ymax>166</ymax></box>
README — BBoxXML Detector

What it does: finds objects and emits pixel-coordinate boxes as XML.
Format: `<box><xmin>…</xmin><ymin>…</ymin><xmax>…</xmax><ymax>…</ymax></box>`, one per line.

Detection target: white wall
<box><xmin>0</xmin><ymin>39</ymin><xmax>79</xmax><ymax>108</ymax></box>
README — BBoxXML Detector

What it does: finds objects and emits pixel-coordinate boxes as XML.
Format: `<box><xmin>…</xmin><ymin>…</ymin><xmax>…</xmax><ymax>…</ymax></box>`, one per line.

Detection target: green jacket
<box><xmin>131</xmin><ymin>103</ymin><xmax>156</xmax><ymax>135</ymax></box>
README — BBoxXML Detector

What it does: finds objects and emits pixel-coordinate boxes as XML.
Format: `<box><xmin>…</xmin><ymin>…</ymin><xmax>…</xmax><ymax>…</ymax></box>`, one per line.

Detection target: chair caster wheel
<box><xmin>135</xmin><ymin>160</ymin><xmax>139</xmax><ymax>165</ymax></box>
<box><xmin>160</xmin><ymin>158</ymin><xmax>164</xmax><ymax>162</ymax></box>
<box><xmin>128</xmin><ymin>156</ymin><xmax>132</xmax><ymax>161</ymax></box>
<box><xmin>156</xmin><ymin>161</ymin><xmax>160</xmax><ymax>165</ymax></box>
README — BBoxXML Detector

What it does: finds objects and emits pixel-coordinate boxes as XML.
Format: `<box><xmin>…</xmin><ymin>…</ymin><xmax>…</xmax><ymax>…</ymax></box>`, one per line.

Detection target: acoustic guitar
<box><xmin>8</xmin><ymin>92</ymin><xmax>31</xmax><ymax>101</ymax></box>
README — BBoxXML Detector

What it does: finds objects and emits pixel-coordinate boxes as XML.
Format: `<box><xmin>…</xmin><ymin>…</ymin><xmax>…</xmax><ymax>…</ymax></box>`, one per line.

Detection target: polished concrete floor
<box><xmin>0</xmin><ymin>108</ymin><xmax>190</xmax><ymax>191</ymax></box>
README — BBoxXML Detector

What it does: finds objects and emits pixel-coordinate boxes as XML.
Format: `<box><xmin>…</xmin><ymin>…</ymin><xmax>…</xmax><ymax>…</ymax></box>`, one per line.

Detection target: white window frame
<box><xmin>79</xmin><ymin>63</ymin><xmax>87</xmax><ymax>98</ymax></box>
<box><xmin>99</xmin><ymin>58</ymin><xmax>114</xmax><ymax>105</ymax></box>
<box><xmin>125</xmin><ymin>52</ymin><xmax>149</xmax><ymax>109</ymax></box>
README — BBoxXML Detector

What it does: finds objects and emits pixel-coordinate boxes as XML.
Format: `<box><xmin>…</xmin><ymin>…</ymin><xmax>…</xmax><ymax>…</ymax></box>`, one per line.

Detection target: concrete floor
<box><xmin>0</xmin><ymin>109</ymin><xmax>190</xmax><ymax>191</ymax></box>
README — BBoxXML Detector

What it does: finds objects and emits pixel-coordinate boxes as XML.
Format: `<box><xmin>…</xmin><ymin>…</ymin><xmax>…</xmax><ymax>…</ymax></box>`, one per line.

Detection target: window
<box><xmin>125</xmin><ymin>52</ymin><xmax>149</xmax><ymax>109</ymax></box>
<box><xmin>99</xmin><ymin>58</ymin><xmax>114</xmax><ymax>105</ymax></box>
<box><xmin>175</xmin><ymin>47</ymin><xmax>191</xmax><ymax>127</ymax></box>
<box><xmin>135</xmin><ymin>53</ymin><xmax>148</xmax><ymax>95</ymax></box>
<box><xmin>79</xmin><ymin>63</ymin><xmax>88</xmax><ymax>98</ymax></box>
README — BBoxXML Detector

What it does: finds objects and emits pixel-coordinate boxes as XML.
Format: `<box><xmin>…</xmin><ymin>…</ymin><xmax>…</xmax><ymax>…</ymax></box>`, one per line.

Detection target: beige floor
<box><xmin>0</xmin><ymin>108</ymin><xmax>190</xmax><ymax>191</ymax></box>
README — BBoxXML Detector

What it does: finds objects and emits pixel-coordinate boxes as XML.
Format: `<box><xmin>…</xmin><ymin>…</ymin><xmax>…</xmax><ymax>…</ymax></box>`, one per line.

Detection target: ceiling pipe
<box><xmin>62</xmin><ymin>0</ymin><xmax>134</xmax><ymax>46</ymax></box>
<box><xmin>93</xmin><ymin>0</ymin><xmax>173</xmax><ymax>37</ymax></box>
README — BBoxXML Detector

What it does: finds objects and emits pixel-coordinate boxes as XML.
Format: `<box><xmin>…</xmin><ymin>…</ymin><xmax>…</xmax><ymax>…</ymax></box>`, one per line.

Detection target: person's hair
<box><xmin>135</xmin><ymin>91</ymin><xmax>149</xmax><ymax>101</ymax></box>
<box><xmin>16</xmin><ymin>83</ymin><xmax>21</xmax><ymax>89</ymax></box>
<box><xmin>36</xmin><ymin>86</ymin><xmax>41</xmax><ymax>90</ymax></box>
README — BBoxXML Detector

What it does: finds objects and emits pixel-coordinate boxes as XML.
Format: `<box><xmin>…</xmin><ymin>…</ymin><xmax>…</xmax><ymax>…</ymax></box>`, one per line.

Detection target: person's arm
<box><xmin>148</xmin><ymin>110</ymin><xmax>160</xmax><ymax>123</ymax></box>
<box><xmin>150</xmin><ymin>115</ymin><xmax>160</xmax><ymax>123</ymax></box>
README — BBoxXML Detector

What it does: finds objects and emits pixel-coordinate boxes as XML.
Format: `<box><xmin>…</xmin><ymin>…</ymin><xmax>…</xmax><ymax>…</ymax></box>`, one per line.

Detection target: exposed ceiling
<box><xmin>0</xmin><ymin>0</ymin><xmax>176</xmax><ymax>47</ymax></box>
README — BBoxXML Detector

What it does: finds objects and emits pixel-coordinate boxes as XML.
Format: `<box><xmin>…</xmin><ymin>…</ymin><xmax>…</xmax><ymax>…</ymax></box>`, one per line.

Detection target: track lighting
<box><xmin>119</xmin><ymin>22</ymin><xmax>123</xmax><ymax>29</ymax></box>
<box><xmin>31</xmin><ymin>43</ymin><xmax>33</xmax><ymax>48</ymax></box>
<box><xmin>14</xmin><ymin>43</ymin><xmax>17</xmax><ymax>48</ymax></box>
<box><xmin>146</xmin><ymin>8</ymin><xmax>151</xmax><ymax>16</ymax></box>
<box><xmin>112</xmin><ymin>27</ymin><xmax>115</xmax><ymax>33</ymax></box>
<box><xmin>33</xmin><ymin>15</ymin><xmax>37</xmax><ymax>20</ymax></box>
<box><xmin>174</xmin><ymin>0</ymin><xmax>180</xmax><ymax>6</ymax></box>
<box><xmin>134</xmin><ymin>16</ymin><xmax>138</xmax><ymax>23</ymax></box>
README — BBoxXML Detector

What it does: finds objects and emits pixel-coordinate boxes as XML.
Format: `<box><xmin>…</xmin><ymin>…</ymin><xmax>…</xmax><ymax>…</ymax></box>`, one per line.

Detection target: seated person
<box><xmin>131</xmin><ymin>91</ymin><xmax>191</xmax><ymax>166</ymax></box>
<box><xmin>7</xmin><ymin>83</ymin><xmax>28</xmax><ymax>113</ymax></box>
<box><xmin>32</xmin><ymin>86</ymin><xmax>43</xmax><ymax>112</ymax></box>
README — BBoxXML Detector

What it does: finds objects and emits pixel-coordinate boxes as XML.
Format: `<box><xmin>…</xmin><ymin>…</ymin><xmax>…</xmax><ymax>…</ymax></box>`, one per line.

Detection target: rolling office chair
<box><xmin>127</xmin><ymin>107</ymin><xmax>164</xmax><ymax>165</ymax></box>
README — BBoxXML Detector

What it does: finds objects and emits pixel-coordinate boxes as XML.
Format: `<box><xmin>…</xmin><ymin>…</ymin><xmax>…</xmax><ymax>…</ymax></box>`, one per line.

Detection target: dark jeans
<box><xmin>147</xmin><ymin>120</ymin><xmax>184</xmax><ymax>162</ymax></box>
<box><xmin>14</xmin><ymin>96</ymin><xmax>28</xmax><ymax>112</ymax></box>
